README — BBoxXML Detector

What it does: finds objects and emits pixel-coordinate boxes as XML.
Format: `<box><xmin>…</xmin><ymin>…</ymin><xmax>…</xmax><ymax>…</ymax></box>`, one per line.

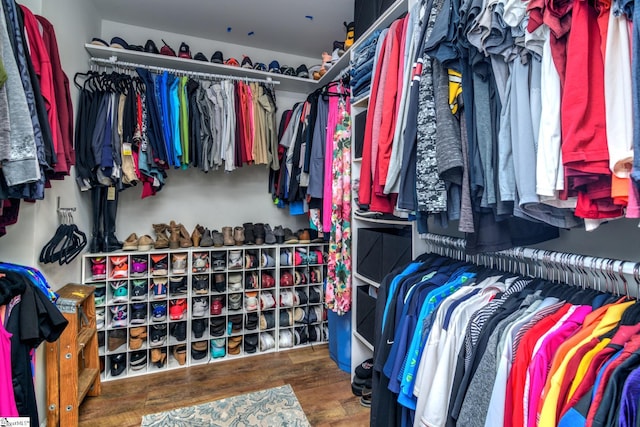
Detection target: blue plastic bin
<box><xmin>327</xmin><ymin>309</ymin><xmax>352</xmax><ymax>373</ymax></box>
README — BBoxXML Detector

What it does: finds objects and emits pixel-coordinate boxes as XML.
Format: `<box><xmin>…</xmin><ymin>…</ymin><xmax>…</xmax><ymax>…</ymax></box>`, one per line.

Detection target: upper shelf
<box><xmin>85</xmin><ymin>44</ymin><xmax>351</xmax><ymax>94</ymax></box>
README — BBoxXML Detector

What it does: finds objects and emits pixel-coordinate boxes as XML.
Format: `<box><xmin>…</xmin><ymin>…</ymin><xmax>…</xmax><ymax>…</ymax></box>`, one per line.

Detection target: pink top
<box><xmin>323</xmin><ymin>91</ymin><xmax>340</xmax><ymax>233</ymax></box>
<box><xmin>526</xmin><ymin>305</ymin><xmax>592</xmax><ymax>427</ymax></box>
<box><xmin>0</xmin><ymin>306</ymin><xmax>19</xmax><ymax>417</ymax></box>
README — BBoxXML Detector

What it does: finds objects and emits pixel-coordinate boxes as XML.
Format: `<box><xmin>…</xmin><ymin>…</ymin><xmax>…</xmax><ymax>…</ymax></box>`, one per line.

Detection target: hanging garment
<box><xmin>325</xmin><ymin>97</ymin><xmax>352</xmax><ymax>315</ymax></box>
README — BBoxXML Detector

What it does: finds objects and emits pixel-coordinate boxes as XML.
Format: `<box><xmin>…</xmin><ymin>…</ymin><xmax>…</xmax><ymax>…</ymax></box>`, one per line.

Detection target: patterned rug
<box><xmin>140</xmin><ymin>384</ymin><xmax>310</xmax><ymax>427</ymax></box>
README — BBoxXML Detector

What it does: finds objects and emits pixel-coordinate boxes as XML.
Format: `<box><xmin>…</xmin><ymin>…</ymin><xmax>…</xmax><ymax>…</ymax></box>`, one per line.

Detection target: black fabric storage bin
<box><xmin>354</xmin><ymin>110</ymin><xmax>366</xmax><ymax>159</ymax></box>
<box><xmin>354</xmin><ymin>0</ymin><xmax>397</xmax><ymax>40</ymax></box>
<box><xmin>357</xmin><ymin>228</ymin><xmax>412</xmax><ymax>284</ymax></box>
<box><xmin>356</xmin><ymin>286</ymin><xmax>376</xmax><ymax>346</ymax></box>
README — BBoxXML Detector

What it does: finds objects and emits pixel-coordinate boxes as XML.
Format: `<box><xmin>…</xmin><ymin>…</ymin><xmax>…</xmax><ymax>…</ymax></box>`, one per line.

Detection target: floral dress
<box><xmin>326</xmin><ymin>96</ymin><xmax>352</xmax><ymax>315</ymax></box>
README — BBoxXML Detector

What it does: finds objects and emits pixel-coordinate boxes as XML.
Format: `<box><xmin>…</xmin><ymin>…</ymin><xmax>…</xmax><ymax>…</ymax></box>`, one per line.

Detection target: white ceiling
<box><xmin>90</xmin><ymin>0</ymin><xmax>354</xmax><ymax>58</ymax></box>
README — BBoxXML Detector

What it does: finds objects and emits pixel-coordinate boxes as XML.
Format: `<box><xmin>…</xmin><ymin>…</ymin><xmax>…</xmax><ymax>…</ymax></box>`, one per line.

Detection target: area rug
<box><xmin>140</xmin><ymin>384</ymin><xmax>310</xmax><ymax>427</ymax></box>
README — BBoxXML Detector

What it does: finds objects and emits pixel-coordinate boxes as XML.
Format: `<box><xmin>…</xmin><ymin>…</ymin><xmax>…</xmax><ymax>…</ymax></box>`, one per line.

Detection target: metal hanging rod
<box><xmin>90</xmin><ymin>56</ymin><xmax>280</xmax><ymax>85</ymax></box>
<box><xmin>421</xmin><ymin>233</ymin><xmax>640</xmax><ymax>297</ymax></box>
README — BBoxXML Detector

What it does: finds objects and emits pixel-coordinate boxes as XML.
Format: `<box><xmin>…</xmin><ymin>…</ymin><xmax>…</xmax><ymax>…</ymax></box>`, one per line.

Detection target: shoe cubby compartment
<box><xmin>82</xmin><ymin>243</ymin><xmax>329</xmax><ymax>380</ymax></box>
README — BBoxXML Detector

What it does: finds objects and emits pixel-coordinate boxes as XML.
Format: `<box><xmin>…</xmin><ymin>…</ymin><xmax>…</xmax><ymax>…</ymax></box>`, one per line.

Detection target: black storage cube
<box><xmin>354</xmin><ymin>0</ymin><xmax>397</xmax><ymax>41</ymax></box>
<box><xmin>357</xmin><ymin>228</ymin><xmax>412</xmax><ymax>284</ymax></box>
<box><xmin>356</xmin><ymin>286</ymin><xmax>376</xmax><ymax>346</ymax></box>
<box><xmin>354</xmin><ymin>110</ymin><xmax>366</xmax><ymax>159</ymax></box>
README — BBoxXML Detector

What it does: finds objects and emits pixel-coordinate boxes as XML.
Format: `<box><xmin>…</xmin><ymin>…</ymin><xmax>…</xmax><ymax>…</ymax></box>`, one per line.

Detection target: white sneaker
<box><xmin>279</xmin><ymin>329</ymin><xmax>293</xmax><ymax>348</ymax></box>
<box><xmin>192</xmin><ymin>298</ymin><xmax>208</xmax><ymax>317</ymax></box>
<box><xmin>260</xmin><ymin>332</ymin><xmax>275</xmax><ymax>351</ymax></box>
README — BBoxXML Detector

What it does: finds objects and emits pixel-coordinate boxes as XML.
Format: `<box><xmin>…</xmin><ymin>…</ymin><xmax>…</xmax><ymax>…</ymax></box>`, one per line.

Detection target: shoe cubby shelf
<box><xmin>85</xmin><ymin>44</ymin><xmax>349</xmax><ymax>93</ymax></box>
<box><xmin>83</xmin><ymin>243</ymin><xmax>329</xmax><ymax>381</ymax></box>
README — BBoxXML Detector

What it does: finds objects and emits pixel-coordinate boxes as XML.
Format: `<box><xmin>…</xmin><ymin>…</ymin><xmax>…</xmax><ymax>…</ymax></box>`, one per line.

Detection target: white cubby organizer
<box><xmin>81</xmin><ymin>242</ymin><xmax>329</xmax><ymax>381</ymax></box>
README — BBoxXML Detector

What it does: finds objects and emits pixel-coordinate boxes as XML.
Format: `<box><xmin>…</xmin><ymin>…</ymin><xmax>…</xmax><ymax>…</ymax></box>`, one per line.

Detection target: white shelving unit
<box><xmin>347</xmin><ymin>0</ymin><xmax>427</xmax><ymax>377</ymax></box>
<box><xmin>82</xmin><ymin>242</ymin><xmax>329</xmax><ymax>381</ymax></box>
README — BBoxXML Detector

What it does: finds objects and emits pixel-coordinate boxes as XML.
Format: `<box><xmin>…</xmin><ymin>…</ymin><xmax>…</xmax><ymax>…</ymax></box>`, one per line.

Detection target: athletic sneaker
<box><xmin>192</xmin><ymin>298</ymin><xmax>208</xmax><ymax>317</ymax></box>
<box><xmin>130</xmin><ymin>303</ymin><xmax>147</xmax><ymax>325</ymax></box>
<box><xmin>110</xmin><ymin>305</ymin><xmax>128</xmax><ymax>328</ymax></box>
<box><xmin>151</xmin><ymin>302</ymin><xmax>167</xmax><ymax>322</ymax></box>
<box><xmin>149</xmin><ymin>324</ymin><xmax>167</xmax><ymax>346</ymax></box>
<box><xmin>130</xmin><ymin>280</ymin><xmax>148</xmax><ymax>301</ymax></box>
<box><xmin>110</xmin><ymin>281</ymin><xmax>128</xmax><ymax>303</ymax></box>
<box><xmin>151</xmin><ymin>278</ymin><xmax>167</xmax><ymax>299</ymax></box>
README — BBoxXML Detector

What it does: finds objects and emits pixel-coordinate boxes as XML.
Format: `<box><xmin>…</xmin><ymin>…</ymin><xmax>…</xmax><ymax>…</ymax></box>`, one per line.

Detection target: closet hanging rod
<box><xmin>89</xmin><ymin>56</ymin><xmax>281</xmax><ymax>85</ymax></box>
<box><xmin>421</xmin><ymin>233</ymin><xmax>640</xmax><ymax>295</ymax></box>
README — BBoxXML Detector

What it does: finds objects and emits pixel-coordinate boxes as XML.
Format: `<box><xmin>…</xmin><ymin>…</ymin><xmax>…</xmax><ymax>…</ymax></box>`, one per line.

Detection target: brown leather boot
<box><xmin>233</xmin><ymin>226</ymin><xmax>245</xmax><ymax>246</ymax></box>
<box><xmin>191</xmin><ymin>225</ymin><xmax>203</xmax><ymax>247</ymax></box>
<box><xmin>169</xmin><ymin>220</ymin><xmax>180</xmax><ymax>249</ymax></box>
<box><xmin>222</xmin><ymin>226</ymin><xmax>234</xmax><ymax>246</ymax></box>
<box><xmin>153</xmin><ymin>223</ymin><xmax>170</xmax><ymax>249</ymax></box>
<box><xmin>178</xmin><ymin>223</ymin><xmax>192</xmax><ymax>248</ymax></box>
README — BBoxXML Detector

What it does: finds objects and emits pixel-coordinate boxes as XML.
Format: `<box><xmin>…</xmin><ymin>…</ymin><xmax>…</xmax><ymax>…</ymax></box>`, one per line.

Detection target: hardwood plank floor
<box><xmin>79</xmin><ymin>344</ymin><xmax>370</xmax><ymax>426</ymax></box>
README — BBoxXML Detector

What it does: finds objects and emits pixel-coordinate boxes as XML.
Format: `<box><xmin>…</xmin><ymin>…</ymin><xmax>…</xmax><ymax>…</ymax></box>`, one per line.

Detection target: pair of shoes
<box><xmin>150</xmin><ymin>347</ymin><xmax>167</xmax><ymax>367</ymax></box>
<box><xmin>192</xmin><ymin>341</ymin><xmax>208</xmax><ymax>360</ymax></box>
<box><xmin>244</xmin><ymin>334</ymin><xmax>259</xmax><ymax>353</ymax></box>
<box><xmin>151</xmin><ymin>278</ymin><xmax>167</xmax><ymax>299</ymax></box>
<box><xmin>260</xmin><ymin>291</ymin><xmax>276</xmax><ymax>310</ymax></box>
<box><xmin>130</xmin><ymin>256</ymin><xmax>148</xmax><ymax>277</ymax></box>
<box><xmin>151</xmin><ymin>302</ymin><xmax>167</xmax><ymax>322</ymax></box>
<box><xmin>110</xmin><ymin>256</ymin><xmax>128</xmax><ymax>279</ymax></box>
<box><xmin>228</xmin><ymin>336</ymin><xmax>242</xmax><ymax>355</ymax></box>
<box><xmin>192</xmin><ymin>274</ymin><xmax>209</xmax><ymax>294</ymax></box>
<box><xmin>130</xmin><ymin>279</ymin><xmax>148</xmax><ymax>301</ymax></box>
<box><xmin>260</xmin><ymin>332</ymin><xmax>275</xmax><ymax>351</ymax></box>
<box><xmin>96</xmin><ymin>307</ymin><xmax>105</xmax><ymax>329</ymax></box>
<box><xmin>149</xmin><ymin>324</ymin><xmax>167</xmax><ymax>346</ymax></box>
<box><xmin>122</xmin><ymin>233</ymin><xmax>155</xmax><ymax>251</ymax></box>
<box><xmin>168</xmin><ymin>221</ymin><xmax>192</xmax><ymax>249</ymax></box>
<box><xmin>234</xmin><ymin>226</ymin><xmax>245</xmax><ymax>245</ymax></box>
<box><xmin>171</xmin><ymin>253</ymin><xmax>188</xmax><ymax>274</ymax></box>
<box><xmin>108</xmin><ymin>329</ymin><xmax>127</xmax><ymax>351</ymax></box>
<box><xmin>172</xmin><ymin>344</ymin><xmax>187</xmax><ymax>365</ymax></box>
<box><xmin>152</xmin><ymin>224</ymin><xmax>170</xmax><ymax>249</ymax></box>
<box><xmin>192</xmin><ymin>297</ymin><xmax>208</xmax><ymax>317</ymax></box>
<box><xmin>192</xmin><ymin>252</ymin><xmax>209</xmax><ymax>273</ymax></box>
<box><xmin>169</xmin><ymin>276</ymin><xmax>188</xmax><ymax>295</ymax></box>
<box><xmin>129</xmin><ymin>326</ymin><xmax>147</xmax><ymax>350</ymax></box>
<box><xmin>170</xmin><ymin>321</ymin><xmax>187</xmax><ymax>341</ymax></box>
<box><xmin>169</xmin><ymin>299</ymin><xmax>187</xmax><ymax>320</ymax></box>
<box><xmin>192</xmin><ymin>318</ymin><xmax>207</xmax><ymax>338</ymax></box>
<box><xmin>110</xmin><ymin>304</ymin><xmax>128</xmax><ymax>327</ymax></box>
<box><xmin>211</xmin><ymin>338</ymin><xmax>226</xmax><ymax>358</ymax></box>
<box><xmin>222</xmin><ymin>226</ymin><xmax>235</xmax><ymax>246</ymax></box>
<box><xmin>129</xmin><ymin>350</ymin><xmax>147</xmax><ymax>371</ymax></box>
<box><xmin>110</xmin><ymin>353</ymin><xmax>126</xmax><ymax>377</ymax></box>
<box><xmin>151</xmin><ymin>254</ymin><xmax>168</xmax><ymax>275</ymax></box>
<box><xmin>91</xmin><ymin>257</ymin><xmax>107</xmax><ymax>280</ymax></box>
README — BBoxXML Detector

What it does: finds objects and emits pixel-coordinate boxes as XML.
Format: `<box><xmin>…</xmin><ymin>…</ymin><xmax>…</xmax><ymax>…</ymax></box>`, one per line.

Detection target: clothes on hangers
<box><xmin>0</xmin><ymin>265</ymin><xmax>68</xmax><ymax>425</ymax></box>
<box><xmin>73</xmin><ymin>68</ymin><xmax>278</xmax><ymax>198</ymax></box>
<box><xmin>356</xmin><ymin>0</ymin><xmax>640</xmax><ymax>253</ymax></box>
<box><xmin>370</xmin><ymin>253</ymin><xmax>640</xmax><ymax>427</ymax></box>
<box><xmin>0</xmin><ymin>1</ymin><xmax>74</xmax><ymax>239</ymax></box>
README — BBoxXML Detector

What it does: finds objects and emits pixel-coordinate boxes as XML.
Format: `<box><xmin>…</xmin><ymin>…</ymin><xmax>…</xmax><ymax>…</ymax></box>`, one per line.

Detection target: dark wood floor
<box><xmin>78</xmin><ymin>344</ymin><xmax>369</xmax><ymax>426</ymax></box>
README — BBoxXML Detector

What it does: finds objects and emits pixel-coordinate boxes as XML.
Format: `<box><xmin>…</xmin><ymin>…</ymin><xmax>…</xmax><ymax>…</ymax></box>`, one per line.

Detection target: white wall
<box><xmin>101</xmin><ymin>20</ymin><xmax>320</xmax><ymax>70</ymax></box>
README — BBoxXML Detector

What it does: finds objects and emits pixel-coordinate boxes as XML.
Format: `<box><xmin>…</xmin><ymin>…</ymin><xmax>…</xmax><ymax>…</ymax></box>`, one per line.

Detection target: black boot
<box><xmin>89</xmin><ymin>186</ymin><xmax>104</xmax><ymax>253</ymax></box>
<box><xmin>103</xmin><ymin>187</ymin><xmax>122</xmax><ymax>252</ymax></box>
